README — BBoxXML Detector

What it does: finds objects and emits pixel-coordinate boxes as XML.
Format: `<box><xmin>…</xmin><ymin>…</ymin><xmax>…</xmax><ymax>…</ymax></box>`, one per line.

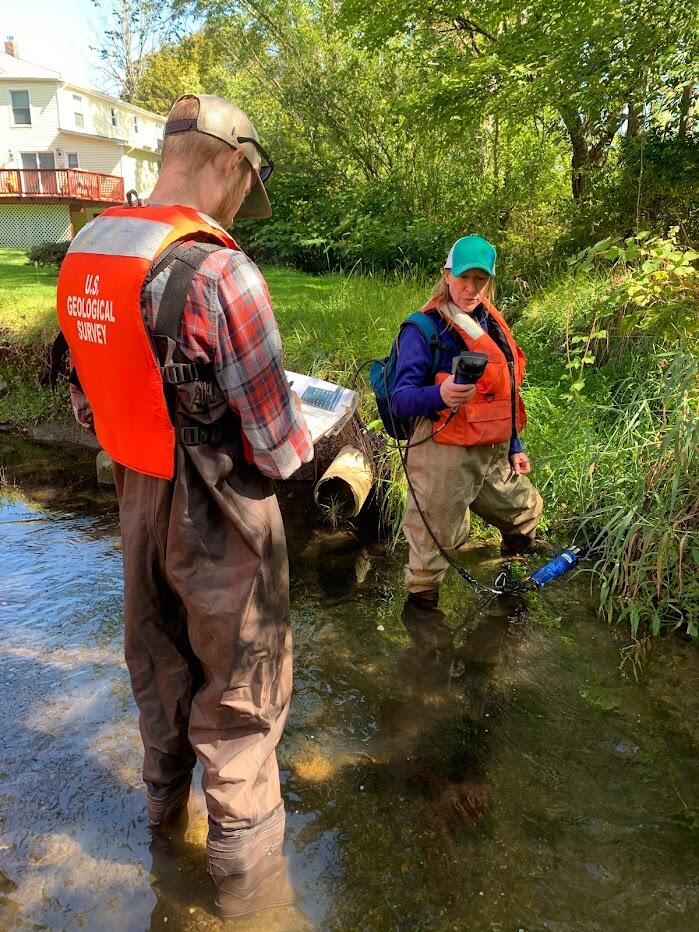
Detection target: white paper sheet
<box><xmin>285</xmin><ymin>370</ymin><xmax>357</xmax><ymax>444</ymax></box>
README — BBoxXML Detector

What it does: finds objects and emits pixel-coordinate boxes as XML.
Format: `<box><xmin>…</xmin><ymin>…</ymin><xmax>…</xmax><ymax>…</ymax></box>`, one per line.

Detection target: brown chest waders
<box><xmin>113</xmin><ymin>242</ymin><xmax>291</xmax><ymax>871</ymax></box>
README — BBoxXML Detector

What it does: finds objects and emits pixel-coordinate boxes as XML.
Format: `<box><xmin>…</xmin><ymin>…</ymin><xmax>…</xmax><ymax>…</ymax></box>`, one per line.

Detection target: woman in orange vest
<box><xmin>391</xmin><ymin>235</ymin><xmax>544</xmax><ymax>638</ymax></box>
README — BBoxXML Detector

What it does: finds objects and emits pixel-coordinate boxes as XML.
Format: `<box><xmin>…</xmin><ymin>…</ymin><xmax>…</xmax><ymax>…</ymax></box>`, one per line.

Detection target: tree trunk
<box><xmin>561</xmin><ymin>108</ymin><xmax>590</xmax><ymax>200</ymax></box>
<box><xmin>561</xmin><ymin>105</ymin><xmax>625</xmax><ymax>200</ymax></box>
<box><xmin>492</xmin><ymin>114</ymin><xmax>500</xmax><ymax>195</ymax></box>
<box><xmin>627</xmin><ymin>98</ymin><xmax>640</xmax><ymax>137</ymax></box>
<box><xmin>679</xmin><ymin>85</ymin><xmax>693</xmax><ymax>140</ymax></box>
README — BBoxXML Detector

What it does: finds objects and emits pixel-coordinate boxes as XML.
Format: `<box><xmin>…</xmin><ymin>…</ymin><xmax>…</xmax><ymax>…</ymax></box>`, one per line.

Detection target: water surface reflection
<box><xmin>1</xmin><ymin>436</ymin><xmax>698</xmax><ymax>930</ymax></box>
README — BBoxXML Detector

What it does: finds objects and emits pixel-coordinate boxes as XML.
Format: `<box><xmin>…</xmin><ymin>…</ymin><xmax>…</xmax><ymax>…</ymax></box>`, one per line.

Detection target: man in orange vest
<box><xmin>56</xmin><ymin>94</ymin><xmax>313</xmax><ymax>914</ymax></box>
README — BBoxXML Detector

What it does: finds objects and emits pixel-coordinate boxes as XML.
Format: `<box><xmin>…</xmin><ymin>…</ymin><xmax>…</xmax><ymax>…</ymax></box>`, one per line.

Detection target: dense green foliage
<box><xmin>519</xmin><ymin>232</ymin><xmax>698</xmax><ymax>638</ymax></box>
<box><xmin>127</xmin><ymin>0</ymin><xmax>698</xmax><ymax>277</ymax></box>
<box><xmin>27</xmin><ymin>241</ymin><xmax>70</xmax><ymax>269</ymax></box>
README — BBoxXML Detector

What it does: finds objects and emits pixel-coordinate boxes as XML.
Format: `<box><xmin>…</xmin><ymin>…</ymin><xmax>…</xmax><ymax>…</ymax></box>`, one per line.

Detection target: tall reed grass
<box><xmin>526</xmin><ymin>349</ymin><xmax>698</xmax><ymax>638</ymax></box>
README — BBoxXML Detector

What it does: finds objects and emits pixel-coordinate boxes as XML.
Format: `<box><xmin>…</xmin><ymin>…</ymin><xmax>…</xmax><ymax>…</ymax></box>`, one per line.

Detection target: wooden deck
<box><xmin>0</xmin><ymin>169</ymin><xmax>124</xmax><ymax>204</ymax></box>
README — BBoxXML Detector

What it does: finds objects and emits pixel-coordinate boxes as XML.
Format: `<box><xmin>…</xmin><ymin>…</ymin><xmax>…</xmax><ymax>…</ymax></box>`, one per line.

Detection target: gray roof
<box><xmin>0</xmin><ymin>50</ymin><xmax>62</xmax><ymax>81</ymax></box>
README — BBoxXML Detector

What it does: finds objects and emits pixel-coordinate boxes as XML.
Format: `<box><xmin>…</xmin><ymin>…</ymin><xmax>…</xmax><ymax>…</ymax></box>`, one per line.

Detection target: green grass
<box><xmin>0</xmin><ymin>248</ymin><xmax>61</xmax><ymax>345</ymax></box>
<box><xmin>264</xmin><ymin>265</ymin><xmax>426</xmax><ymax>372</ymax></box>
<box><xmin>260</xmin><ymin>267</ymin><xmax>431</xmax><ymax>525</ymax></box>
<box><xmin>0</xmin><ymin>249</ymin><xmax>67</xmax><ymax>425</ymax></box>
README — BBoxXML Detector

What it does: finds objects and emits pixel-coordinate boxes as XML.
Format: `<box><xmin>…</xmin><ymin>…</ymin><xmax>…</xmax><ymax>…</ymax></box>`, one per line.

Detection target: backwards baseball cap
<box><xmin>445</xmin><ymin>235</ymin><xmax>497</xmax><ymax>277</ymax></box>
<box><xmin>164</xmin><ymin>94</ymin><xmax>273</xmax><ymax>219</ymax></box>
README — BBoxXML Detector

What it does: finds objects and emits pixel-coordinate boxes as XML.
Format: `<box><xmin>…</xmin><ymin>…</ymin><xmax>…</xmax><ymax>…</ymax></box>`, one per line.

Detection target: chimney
<box><xmin>4</xmin><ymin>36</ymin><xmax>18</xmax><ymax>58</ymax></box>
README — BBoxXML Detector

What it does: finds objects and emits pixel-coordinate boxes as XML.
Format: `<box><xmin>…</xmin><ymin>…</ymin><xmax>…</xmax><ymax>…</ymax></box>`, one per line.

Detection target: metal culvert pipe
<box><xmin>314</xmin><ymin>445</ymin><xmax>373</xmax><ymax>518</ymax></box>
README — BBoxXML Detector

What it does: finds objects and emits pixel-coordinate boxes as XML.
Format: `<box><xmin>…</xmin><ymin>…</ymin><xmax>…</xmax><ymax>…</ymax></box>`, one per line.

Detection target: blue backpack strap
<box><xmin>399</xmin><ymin>312</ymin><xmax>444</xmax><ymax>378</ymax></box>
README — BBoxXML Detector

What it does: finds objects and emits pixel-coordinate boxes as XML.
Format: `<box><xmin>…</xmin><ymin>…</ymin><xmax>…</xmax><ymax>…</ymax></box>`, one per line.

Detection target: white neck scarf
<box><xmin>440</xmin><ymin>301</ymin><xmax>487</xmax><ymax>341</ymax></box>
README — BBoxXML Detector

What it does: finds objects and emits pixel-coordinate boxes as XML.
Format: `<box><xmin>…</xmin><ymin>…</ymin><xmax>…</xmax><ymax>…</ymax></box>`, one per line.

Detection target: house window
<box><xmin>10</xmin><ymin>89</ymin><xmax>31</xmax><ymax>126</ymax></box>
<box><xmin>73</xmin><ymin>94</ymin><xmax>84</xmax><ymax>129</ymax></box>
<box><xmin>110</xmin><ymin>107</ymin><xmax>118</xmax><ymax>128</ymax></box>
<box><xmin>21</xmin><ymin>152</ymin><xmax>56</xmax><ymax>169</ymax></box>
<box><xmin>133</xmin><ymin>115</ymin><xmax>139</xmax><ymax>133</ymax></box>
<box><xmin>67</xmin><ymin>152</ymin><xmax>79</xmax><ymax>169</ymax></box>
<box><xmin>19</xmin><ymin>152</ymin><xmax>57</xmax><ymax>194</ymax></box>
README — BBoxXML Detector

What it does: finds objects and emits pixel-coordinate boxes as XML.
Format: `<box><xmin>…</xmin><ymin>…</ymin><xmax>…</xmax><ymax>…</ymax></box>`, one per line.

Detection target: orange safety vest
<box><xmin>56</xmin><ymin>204</ymin><xmax>237</xmax><ymax>479</ymax></box>
<box><xmin>430</xmin><ymin>298</ymin><xmax>527</xmax><ymax>447</ymax></box>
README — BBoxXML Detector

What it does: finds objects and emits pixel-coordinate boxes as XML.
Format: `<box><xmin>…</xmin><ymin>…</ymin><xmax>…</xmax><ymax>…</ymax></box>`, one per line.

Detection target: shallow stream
<box><xmin>1</xmin><ymin>436</ymin><xmax>698</xmax><ymax>931</ymax></box>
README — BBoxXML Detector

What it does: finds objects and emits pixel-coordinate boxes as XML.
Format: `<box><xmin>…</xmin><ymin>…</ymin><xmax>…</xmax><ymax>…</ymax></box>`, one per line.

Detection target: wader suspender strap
<box><xmin>153</xmin><ymin>241</ymin><xmax>223</xmax><ymax>345</ymax></box>
<box><xmin>149</xmin><ymin>240</ymin><xmax>227</xmax><ymax>445</ymax></box>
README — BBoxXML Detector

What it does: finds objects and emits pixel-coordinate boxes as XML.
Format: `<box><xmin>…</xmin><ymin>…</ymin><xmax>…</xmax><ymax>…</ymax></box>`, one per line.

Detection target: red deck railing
<box><xmin>0</xmin><ymin>169</ymin><xmax>125</xmax><ymax>203</ymax></box>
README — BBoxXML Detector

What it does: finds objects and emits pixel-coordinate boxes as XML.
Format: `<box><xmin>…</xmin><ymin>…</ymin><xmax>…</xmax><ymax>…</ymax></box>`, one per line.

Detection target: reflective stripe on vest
<box><xmin>56</xmin><ymin>205</ymin><xmax>237</xmax><ymax>479</ymax></box>
<box><xmin>430</xmin><ymin>299</ymin><xmax>527</xmax><ymax>447</ymax></box>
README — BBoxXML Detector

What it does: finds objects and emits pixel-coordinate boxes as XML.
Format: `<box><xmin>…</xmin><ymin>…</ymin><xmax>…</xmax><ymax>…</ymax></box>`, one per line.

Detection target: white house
<box><xmin>0</xmin><ymin>38</ymin><xmax>166</xmax><ymax>247</ymax></box>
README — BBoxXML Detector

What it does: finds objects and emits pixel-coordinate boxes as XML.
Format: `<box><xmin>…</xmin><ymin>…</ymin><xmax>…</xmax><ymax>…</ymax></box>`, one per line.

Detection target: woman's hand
<box><xmin>510</xmin><ymin>452</ymin><xmax>531</xmax><ymax>475</ymax></box>
<box><xmin>440</xmin><ymin>375</ymin><xmax>476</xmax><ymax>408</ymax></box>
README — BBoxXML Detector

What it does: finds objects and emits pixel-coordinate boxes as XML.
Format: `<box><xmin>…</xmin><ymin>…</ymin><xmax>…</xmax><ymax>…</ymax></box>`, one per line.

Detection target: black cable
<box><xmin>350</xmin><ymin>359</ymin><xmax>376</xmax><ymax>434</ymax></box>
<box><xmin>350</xmin><ymin>358</ymin><xmax>375</xmax><ymax>394</ymax></box>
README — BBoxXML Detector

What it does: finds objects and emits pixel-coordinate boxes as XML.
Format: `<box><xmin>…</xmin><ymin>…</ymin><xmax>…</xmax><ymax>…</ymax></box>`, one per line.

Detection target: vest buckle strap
<box><xmin>162</xmin><ymin>362</ymin><xmax>202</xmax><ymax>385</ymax></box>
<box><xmin>179</xmin><ymin>425</ymin><xmax>224</xmax><ymax>446</ymax></box>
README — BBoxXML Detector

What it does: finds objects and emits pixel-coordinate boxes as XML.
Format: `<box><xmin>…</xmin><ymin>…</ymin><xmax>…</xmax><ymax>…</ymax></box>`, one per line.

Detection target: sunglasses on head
<box><xmin>237</xmin><ymin>136</ymin><xmax>273</xmax><ymax>183</ymax></box>
<box><xmin>164</xmin><ymin>119</ymin><xmax>274</xmax><ymax>183</ymax></box>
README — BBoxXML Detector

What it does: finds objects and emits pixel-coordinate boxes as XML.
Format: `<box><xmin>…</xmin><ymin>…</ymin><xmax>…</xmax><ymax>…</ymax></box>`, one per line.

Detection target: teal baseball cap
<box><xmin>445</xmin><ymin>235</ymin><xmax>496</xmax><ymax>277</ymax></box>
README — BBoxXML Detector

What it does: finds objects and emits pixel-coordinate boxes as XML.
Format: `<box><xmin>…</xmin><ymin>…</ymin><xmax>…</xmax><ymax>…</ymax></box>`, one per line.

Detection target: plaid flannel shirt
<box><xmin>70</xmin><ymin>238</ymin><xmax>313</xmax><ymax>480</ymax></box>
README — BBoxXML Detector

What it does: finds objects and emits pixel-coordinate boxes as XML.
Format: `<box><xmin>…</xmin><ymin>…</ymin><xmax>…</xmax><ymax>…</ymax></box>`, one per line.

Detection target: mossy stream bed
<box><xmin>1</xmin><ymin>435</ymin><xmax>698</xmax><ymax>931</ymax></box>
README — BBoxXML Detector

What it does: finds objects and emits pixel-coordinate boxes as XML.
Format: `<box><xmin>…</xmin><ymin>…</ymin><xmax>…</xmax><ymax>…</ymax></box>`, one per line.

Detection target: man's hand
<box><xmin>291</xmin><ymin>390</ymin><xmax>303</xmax><ymax>415</ymax></box>
<box><xmin>510</xmin><ymin>452</ymin><xmax>531</xmax><ymax>475</ymax></box>
<box><xmin>440</xmin><ymin>375</ymin><xmax>476</xmax><ymax>409</ymax></box>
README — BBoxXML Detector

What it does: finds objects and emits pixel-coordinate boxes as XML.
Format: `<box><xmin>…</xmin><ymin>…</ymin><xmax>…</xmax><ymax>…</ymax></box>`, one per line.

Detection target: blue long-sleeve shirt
<box><xmin>391</xmin><ymin>305</ymin><xmax>524</xmax><ymax>455</ymax></box>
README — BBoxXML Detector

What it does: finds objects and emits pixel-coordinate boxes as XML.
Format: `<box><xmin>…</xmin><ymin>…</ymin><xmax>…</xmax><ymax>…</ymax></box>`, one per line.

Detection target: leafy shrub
<box><xmin>569</xmin><ymin>230</ymin><xmax>698</xmax><ymax>338</ymax></box>
<box><xmin>560</xmin><ymin>230</ymin><xmax>699</xmax><ymax>395</ymax></box>
<box><xmin>27</xmin><ymin>241</ymin><xmax>70</xmax><ymax>269</ymax></box>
